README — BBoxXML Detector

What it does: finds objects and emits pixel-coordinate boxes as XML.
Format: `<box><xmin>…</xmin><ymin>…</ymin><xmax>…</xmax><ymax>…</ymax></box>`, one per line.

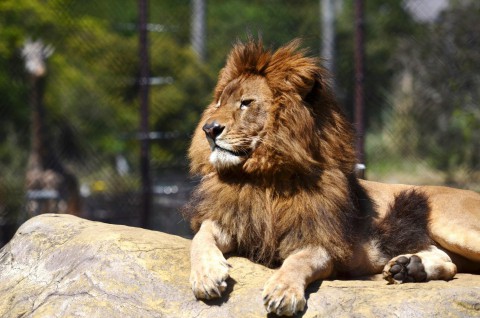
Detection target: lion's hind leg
<box><xmin>383</xmin><ymin>245</ymin><xmax>457</xmax><ymax>284</ymax></box>
<box><xmin>428</xmin><ymin>188</ymin><xmax>480</xmax><ymax>264</ymax></box>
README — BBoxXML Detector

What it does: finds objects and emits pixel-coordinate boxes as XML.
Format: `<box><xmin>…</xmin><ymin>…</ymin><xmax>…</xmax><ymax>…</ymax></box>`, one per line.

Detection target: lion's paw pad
<box><xmin>384</xmin><ymin>255</ymin><xmax>427</xmax><ymax>284</ymax></box>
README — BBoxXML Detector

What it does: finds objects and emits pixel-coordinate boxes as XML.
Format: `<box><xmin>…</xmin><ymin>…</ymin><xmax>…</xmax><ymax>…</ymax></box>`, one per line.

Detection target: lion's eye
<box><xmin>240</xmin><ymin>99</ymin><xmax>254</xmax><ymax>110</ymax></box>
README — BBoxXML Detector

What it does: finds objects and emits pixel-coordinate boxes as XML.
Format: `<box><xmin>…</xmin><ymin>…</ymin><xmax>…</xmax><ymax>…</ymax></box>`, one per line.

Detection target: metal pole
<box><xmin>354</xmin><ymin>0</ymin><xmax>366</xmax><ymax>177</ymax></box>
<box><xmin>191</xmin><ymin>0</ymin><xmax>206</xmax><ymax>62</ymax></box>
<box><xmin>138</xmin><ymin>0</ymin><xmax>151</xmax><ymax>228</ymax></box>
<box><xmin>321</xmin><ymin>0</ymin><xmax>335</xmax><ymax>74</ymax></box>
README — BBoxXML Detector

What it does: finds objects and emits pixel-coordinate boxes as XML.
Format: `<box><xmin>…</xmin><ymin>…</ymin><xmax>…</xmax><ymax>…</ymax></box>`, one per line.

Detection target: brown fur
<box><xmin>188</xmin><ymin>40</ymin><xmax>356</xmax><ymax>177</ymax></box>
<box><xmin>373</xmin><ymin>189</ymin><xmax>432</xmax><ymax>257</ymax></box>
<box><xmin>185</xmin><ymin>40</ymin><xmax>359</xmax><ymax>267</ymax></box>
<box><xmin>185</xmin><ymin>39</ymin><xmax>480</xmax><ymax>316</ymax></box>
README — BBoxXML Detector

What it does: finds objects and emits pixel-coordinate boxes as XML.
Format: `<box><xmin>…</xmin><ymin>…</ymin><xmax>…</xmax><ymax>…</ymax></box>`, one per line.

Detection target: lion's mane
<box><xmin>185</xmin><ymin>40</ymin><xmax>363</xmax><ymax>267</ymax></box>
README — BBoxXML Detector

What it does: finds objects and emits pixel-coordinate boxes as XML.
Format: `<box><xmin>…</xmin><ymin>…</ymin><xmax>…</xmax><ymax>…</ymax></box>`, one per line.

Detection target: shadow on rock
<box><xmin>200</xmin><ymin>277</ymin><xmax>237</xmax><ymax>306</ymax></box>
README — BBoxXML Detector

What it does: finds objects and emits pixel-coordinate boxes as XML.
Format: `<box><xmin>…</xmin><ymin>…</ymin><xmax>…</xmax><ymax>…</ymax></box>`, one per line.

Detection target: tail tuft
<box><xmin>374</xmin><ymin>189</ymin><xmax>432</xmax><ymax>258</ymax></box>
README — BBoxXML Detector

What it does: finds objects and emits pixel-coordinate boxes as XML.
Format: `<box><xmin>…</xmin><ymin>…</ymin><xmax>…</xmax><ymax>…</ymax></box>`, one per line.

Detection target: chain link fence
<box><xmin>1</xmin><ymin>0</ymin><xmax>479</xmax><ymax>247</ymax></box>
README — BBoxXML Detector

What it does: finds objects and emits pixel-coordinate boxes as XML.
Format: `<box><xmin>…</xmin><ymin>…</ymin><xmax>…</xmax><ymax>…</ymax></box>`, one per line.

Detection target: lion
<box><xmin>183</xmin><ymin>40</ymin><xmax>480</xmax><ymax>316</ymax></box>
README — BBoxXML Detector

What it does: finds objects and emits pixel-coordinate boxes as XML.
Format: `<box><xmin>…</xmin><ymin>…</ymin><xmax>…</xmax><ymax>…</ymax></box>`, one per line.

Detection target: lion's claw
<box><xmin>190</xmin><ymin>251</ymin><xmax>230</xmax><ymax>299</ymax></box>
<box><xmin>262</xmin><ymin>274</ymin><xmax>306</xmax><ymax>316</ymax></box>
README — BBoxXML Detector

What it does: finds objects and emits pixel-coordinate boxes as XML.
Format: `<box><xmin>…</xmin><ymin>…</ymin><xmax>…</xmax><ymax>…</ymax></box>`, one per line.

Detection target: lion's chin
<box><xmin>209</xmin><ymin>148</ymin><xmax>245</xmax><ymax>169</ymax></box>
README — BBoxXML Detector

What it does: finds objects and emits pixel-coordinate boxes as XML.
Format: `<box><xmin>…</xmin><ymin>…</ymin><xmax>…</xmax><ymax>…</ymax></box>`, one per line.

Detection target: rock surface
<box><xmin>0</xmin><ymin>214</ymin><xmax>479</xmax><ymax>318</ymax></box>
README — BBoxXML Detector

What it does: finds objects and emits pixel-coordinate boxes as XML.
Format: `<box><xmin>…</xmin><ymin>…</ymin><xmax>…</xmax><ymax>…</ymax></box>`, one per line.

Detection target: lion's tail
<box><xmin>373</xmin><ymin>189</ymin><xmax>433</xmax><ymax>258</ymax></box>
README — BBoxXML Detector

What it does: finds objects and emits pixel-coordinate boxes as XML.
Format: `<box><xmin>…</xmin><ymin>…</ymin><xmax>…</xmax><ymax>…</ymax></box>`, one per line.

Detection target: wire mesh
<box><xmin>0</xmin><ymin>0</ymin><xmax>478</xmax><ymax>247</ymax></box>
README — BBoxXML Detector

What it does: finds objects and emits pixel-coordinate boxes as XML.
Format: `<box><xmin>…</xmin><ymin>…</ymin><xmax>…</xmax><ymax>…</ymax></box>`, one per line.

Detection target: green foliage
<box><xmin>0</xmin><ymin>0</ymin><xmax>214</xmax><ymax>220</ymax></box>
<box><xmin>1</xmin><ymin>0</ymin><xmax>478</xmax><ymax>224</ymax></box>
<box><xmin>336</xmin><ymin>0</ymin><xmax>419</xmax><ymax>122</ymax></box>
<box><xmin>207</xmin><ymin>0</ymin><xmax>321</xmax><ymax>70</ymax></box>
<box><xmin>0</xmin><ymin>0</ymin><xmax>215</xmax><ymax>166</ymax></box>
<box><xmin>391</xmin><ymin>2</ymin><xmax>480</xmax><ymax>173</ymax></box>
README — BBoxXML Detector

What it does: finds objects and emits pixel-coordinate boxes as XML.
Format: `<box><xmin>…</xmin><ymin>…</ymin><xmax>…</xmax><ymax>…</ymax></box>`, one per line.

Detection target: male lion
<box><xmin>184</xmin><ymin>40</ymin><xmax>480</xmax><ymax>316</ymax></box>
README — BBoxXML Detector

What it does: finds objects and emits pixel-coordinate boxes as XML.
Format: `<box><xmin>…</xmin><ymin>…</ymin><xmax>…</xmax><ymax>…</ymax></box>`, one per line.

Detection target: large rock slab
<box><xmin>0</xmin><ymin>214</ymin><xmax>479</xmax><ymax>317</ymax></box>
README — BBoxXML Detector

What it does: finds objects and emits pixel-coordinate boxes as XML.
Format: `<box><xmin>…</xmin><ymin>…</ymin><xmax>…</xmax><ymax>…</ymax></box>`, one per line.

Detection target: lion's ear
<box><xmin>266</xmin><ymin>40</ymin><xmax>322</xmax><ymax>100</ymax></box>
<box><xmin>302</xmin><ymin>71</ymin><xmax>329</xmax><ymax>104</ymax></box>
<box><xmin>284</xmin><ymin>71</ymin><xmax>316</xmax><ymax>99</ymax></box>
<box><xmin>302</xmin><ymin>71</ymin><xmax>329</xmax><ymax>103</ymax></box>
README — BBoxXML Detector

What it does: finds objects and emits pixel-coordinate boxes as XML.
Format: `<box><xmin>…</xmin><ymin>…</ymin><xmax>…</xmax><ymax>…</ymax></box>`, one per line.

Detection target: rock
<box><xmin>0</xmin><ymin>214</ymin><xmax>479</xmax><ymax>318</ymax></box>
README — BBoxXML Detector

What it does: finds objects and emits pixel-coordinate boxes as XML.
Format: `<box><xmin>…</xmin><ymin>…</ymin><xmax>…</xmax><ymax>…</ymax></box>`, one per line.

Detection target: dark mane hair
<box><xmin>185</xmin><ymin>40</ymin><xmax>361</xmax><ymax>267</ymax></box>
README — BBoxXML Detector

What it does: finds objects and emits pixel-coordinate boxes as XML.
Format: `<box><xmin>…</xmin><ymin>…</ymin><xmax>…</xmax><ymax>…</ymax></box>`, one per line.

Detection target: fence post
<box><xmin>354</xmin><ymin>0</ymin><xmax>366</xmax><ymax>178</ymax></box>
<box><xmin>138</xmin><ymin>0</ymin><xmax>151</xmax><ymax>228</ymax></box>
<box><xmin>321</xmin><ymin>0</ymin><xmax>336</xmax><ymax>75</ymax></box>
<box><xmin>191</xmin><ymin>0</ymin><xmax>207</xmax><ymax>62</ymax></box>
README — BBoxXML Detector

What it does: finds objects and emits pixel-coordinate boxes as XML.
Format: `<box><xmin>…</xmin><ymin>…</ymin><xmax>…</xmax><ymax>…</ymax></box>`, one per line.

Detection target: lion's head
<box><xmin>189</xmin><ymin>40</ymin><xmax>356</xmax><ymax>179</ymax></box>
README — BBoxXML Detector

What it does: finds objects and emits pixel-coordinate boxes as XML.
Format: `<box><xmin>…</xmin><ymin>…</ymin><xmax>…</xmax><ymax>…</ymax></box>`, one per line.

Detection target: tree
<box><xmin>206</xmin><ymin>0</ymin><xmax>321</xmax><ymax>70</ymax></box>
<box><xmin>335</xmin><ymin>0</ymin><xmax>419</xmax><ymax>123</ymax></box>
<box><xmin>0</xmin><ymin>0</ymin><xmax>213</xmax><ymax>224</ymax></box>
<box><xmin>391</xmin><ymin>2</ymin><xmax>480</xmax><ymax>178</ymax></box>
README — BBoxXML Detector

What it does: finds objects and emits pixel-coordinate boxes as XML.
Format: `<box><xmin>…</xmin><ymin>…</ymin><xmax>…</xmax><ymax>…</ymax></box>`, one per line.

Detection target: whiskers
<box><xmin>217</xmin><ymin>135</ymin><xmax>256</xmax><ymax>155</ymax></box>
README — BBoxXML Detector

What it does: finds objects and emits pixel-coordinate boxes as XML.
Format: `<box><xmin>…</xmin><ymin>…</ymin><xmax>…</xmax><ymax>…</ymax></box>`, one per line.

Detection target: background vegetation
<box><xmin>0</xmin><ymin>0</ymin><xmax>479</xmax><ymax>243</ymax></box>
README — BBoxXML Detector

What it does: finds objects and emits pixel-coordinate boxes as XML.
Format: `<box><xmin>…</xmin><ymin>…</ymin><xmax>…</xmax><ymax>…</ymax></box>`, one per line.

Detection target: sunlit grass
<box><xmin>365</xmin><ymin>131</ymin><xmax>480</xmax><ymax>192</ymax></box>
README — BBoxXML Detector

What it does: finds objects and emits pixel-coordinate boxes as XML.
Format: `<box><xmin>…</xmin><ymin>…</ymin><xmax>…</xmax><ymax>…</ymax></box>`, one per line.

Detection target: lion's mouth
<box><xmin>214</xmin><ymin>145</ymin><xmax>249</xmax><ymax>157</ymax></box>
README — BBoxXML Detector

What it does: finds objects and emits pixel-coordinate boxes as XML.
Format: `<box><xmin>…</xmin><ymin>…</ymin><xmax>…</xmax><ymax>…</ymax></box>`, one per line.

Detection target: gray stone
<box><xmin>1</xmin><ymin>214</ymin><xmax>479</xmax><ymax>317</ymax></box>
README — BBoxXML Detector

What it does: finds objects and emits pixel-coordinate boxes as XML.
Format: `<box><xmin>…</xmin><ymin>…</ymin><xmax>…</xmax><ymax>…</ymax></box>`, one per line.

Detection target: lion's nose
<box><xmin>202</xmin><ymin>121</ymin><xmax>225</xmax><ymax>140</ymax></box>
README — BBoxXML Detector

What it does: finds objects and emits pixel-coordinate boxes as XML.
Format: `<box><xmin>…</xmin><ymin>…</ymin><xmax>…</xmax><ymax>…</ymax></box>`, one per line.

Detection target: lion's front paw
<box><xmin>262</xmin><ymin>272</ymin><xmax>306</xmax><ymax>316</ymax></box>
<box><xmin>383</xmin><ymin>255</ymin><xmax>427</xmax><ymax>284</ymax></box>
<box><xmin>190</xmin><ymin>249</ymin><xmax>230</xmax><ymax>300</ymax></box>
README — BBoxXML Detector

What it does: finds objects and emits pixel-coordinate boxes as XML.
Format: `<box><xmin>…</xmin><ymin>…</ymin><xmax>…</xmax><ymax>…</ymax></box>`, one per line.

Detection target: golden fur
<box><xmin>185</xmin><ymin>40</ymin><xmax>480</xmax><ymax>316</ymax></box>
<box><xmin>187</xmin><ymin>40</ymin><xmax>358</xmax><ymax>266</ymax></box>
